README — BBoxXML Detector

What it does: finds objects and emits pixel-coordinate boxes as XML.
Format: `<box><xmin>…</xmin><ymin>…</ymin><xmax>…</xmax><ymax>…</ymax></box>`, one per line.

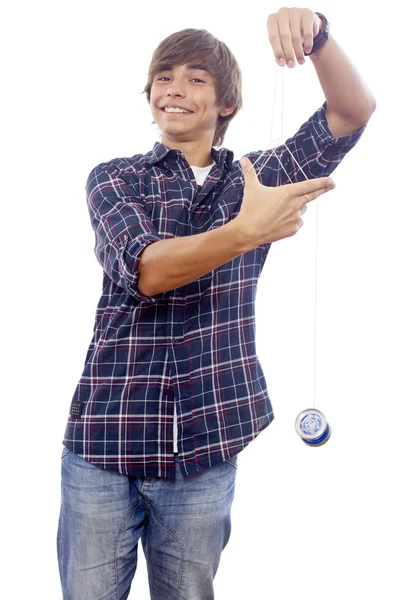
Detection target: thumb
<box><xmin>240</xmin><ymin>156</ymin><xmax>259</xmax><ymax>184</ymax></box>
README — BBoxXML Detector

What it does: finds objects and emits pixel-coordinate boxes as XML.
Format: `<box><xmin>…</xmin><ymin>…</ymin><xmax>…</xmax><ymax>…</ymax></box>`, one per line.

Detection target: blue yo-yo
<box><xmin>295</xmin><ymin>408</ymin><xmax>331</xmax><ymax>447</ymax></box>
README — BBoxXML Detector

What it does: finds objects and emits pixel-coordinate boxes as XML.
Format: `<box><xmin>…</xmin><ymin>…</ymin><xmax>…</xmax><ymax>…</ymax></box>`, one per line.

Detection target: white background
<box><xmin>2</xmin><ymin>0</ymin><xmax>393</xmax><ymax>598</ymax></box>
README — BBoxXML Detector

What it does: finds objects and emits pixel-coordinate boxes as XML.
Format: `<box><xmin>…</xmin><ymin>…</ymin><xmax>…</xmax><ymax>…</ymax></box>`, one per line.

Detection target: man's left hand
<box><xmin>267</xmin><ymin>7</ymin><xmax>322</xmax><ymax>68</ymax></box>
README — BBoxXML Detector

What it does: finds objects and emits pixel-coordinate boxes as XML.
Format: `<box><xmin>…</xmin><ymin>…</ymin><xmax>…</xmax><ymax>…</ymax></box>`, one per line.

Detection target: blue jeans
<box><xmin>57</xmin><ymin>445</ymin><xmax>238</xmax><ymax>600</ymax></box>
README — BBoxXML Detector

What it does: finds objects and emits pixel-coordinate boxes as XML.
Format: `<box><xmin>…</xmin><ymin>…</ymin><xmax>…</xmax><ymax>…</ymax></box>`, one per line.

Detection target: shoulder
<box><xmin>86</xmin><ymin>154</ymin><xmax>148</xmax><ymax>190</ymax></box>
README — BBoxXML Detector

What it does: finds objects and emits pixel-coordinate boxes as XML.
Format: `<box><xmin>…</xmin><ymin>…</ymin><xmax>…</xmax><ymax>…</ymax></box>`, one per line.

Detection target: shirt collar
<box><xmin>144</xmin><ymin>141</ymin><xmax>234</xmax><ymax>171</ymax></box>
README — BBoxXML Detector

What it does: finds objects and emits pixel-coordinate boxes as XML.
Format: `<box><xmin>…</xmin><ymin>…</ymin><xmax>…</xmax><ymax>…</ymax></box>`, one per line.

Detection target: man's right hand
<box><xmin>235</xmin><ymin>156</ymin><xmax>336</xmax><ymax>245</ymax></box>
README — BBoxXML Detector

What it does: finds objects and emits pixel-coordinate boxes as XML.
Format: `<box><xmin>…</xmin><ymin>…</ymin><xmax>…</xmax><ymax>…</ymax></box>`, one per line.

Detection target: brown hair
<box><xmin>142</xmin><ymin>28</ymin><xmax>243</xmax><ymax>147</ymax></box>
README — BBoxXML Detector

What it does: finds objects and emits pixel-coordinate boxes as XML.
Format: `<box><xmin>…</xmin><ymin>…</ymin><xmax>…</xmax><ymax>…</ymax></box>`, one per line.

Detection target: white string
<box><xmin>244</xmin><ymin>64</ymin><xmax>318</xmax><ymax>409</ymax></box>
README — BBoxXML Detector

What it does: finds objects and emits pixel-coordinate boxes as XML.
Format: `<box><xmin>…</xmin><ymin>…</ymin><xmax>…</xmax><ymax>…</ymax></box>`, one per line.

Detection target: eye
<box><xmin>156</xmin><ymin>77</ymin><xmax>205</xmax><ymax>83</ymax></box>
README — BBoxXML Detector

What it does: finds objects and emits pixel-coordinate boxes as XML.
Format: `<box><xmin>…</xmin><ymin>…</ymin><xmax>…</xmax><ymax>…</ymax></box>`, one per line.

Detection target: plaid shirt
<box><xmin>62</xmin><ymin>101</ymin><xmax>366</xmax><ymax>479</ymax></box>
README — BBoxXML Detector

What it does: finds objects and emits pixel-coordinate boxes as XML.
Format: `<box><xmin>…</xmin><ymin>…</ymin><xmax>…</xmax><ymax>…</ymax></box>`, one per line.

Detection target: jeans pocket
<box><xmin>61</xmin><ymin>444</ymin><xmax>72</xmax><ymax>459</ymax></box>
<box><xmin>225</xmin><ymin>454</ymin><xmax>238</xmax><ymax>470</ymax></box>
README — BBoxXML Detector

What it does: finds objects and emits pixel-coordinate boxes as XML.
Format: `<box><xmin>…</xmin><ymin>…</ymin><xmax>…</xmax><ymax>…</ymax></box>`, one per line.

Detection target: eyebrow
<box><xmin>157</xmin><ymin>63</ymin><xmax>211</xmax><ymax>75</ymax></box>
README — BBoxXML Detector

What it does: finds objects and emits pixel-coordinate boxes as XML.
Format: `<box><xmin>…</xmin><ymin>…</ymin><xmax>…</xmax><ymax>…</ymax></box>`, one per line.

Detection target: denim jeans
<box><xmin>57</xmin><ymin>445</ymin><xmax>238</xmax><ymax>600</ymax></box>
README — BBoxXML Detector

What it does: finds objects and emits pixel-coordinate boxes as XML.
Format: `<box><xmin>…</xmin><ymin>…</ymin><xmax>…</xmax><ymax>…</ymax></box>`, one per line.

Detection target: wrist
<box><xmin>305</xmin><ymin>12</ymin><xmax>330</xmax><ymax>56</ymax></box>
<box><xmin>228</xmin><ymin>217</ymin><xmax>261</xmax><ymax>252</ymax></box>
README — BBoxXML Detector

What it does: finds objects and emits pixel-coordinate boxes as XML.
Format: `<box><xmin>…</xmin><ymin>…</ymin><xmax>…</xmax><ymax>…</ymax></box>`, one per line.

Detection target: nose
<box><xmin>166</xmin><ymin>79</ymin><xmax>186</xmax><ymax>98</ymax></box>
<box><xmin>167</xmin><ymin>90</ymin><xmax>185</xmax><ymax>99</ymax></box>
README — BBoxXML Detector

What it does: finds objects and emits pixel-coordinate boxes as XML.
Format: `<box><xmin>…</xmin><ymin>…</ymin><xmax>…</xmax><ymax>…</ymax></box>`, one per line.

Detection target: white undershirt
<box><xmin>173</xmin><ymin>162</ymin><xmax>215</xmax><ymax>453</ymax></box>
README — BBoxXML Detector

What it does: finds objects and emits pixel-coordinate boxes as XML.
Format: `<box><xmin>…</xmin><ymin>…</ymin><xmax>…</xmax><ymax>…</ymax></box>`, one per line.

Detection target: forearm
<box><xmin>309</xmin><ymin>33</ymin><xmax>376</xmax><ymax>121</ymax></box>
<box><xmin>138</xmin><ymin>219</ymin><xmax>254</xmax><ymax>296</ymax></box>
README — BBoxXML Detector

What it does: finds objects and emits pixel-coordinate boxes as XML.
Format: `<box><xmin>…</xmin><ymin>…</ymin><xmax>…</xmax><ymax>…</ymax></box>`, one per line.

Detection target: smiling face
<box><xmin>150</xmin><ymin>61</ymin><xmax>235</xmax><ymax>149</ymax></box>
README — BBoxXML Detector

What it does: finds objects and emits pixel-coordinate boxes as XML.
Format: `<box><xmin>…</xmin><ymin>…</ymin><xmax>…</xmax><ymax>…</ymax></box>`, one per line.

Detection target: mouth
<box><xmin>160</xmin><ymin>108</ymin><xmax>194</xmax><ymax>116</ymax></box>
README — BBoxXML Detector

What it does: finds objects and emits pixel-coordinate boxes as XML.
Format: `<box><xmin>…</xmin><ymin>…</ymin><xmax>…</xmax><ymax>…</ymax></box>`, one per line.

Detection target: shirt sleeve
<box><xmin>86</xmin><ymin>163</ymin><xmax>163</xmax><ymax>303</ymax></box>
<box><xmin>245</xmin><ymin>100</ymin><xmax>367</xmax><ymax>186</ymax></box>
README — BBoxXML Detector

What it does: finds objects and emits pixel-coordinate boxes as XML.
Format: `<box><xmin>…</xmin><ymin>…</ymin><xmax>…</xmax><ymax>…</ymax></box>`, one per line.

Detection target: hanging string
<box><xmin>244</xmin><ymin>64</ymin><xmax>319</xmax><ymax>409</ymax></box>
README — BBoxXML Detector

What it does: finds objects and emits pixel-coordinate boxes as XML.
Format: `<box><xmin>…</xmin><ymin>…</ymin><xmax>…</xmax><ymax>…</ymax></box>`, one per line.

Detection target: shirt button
<box><xmin>175</xmin><ymin>289</ymin><xmax>180</xmax><ymax>296</ymax></box>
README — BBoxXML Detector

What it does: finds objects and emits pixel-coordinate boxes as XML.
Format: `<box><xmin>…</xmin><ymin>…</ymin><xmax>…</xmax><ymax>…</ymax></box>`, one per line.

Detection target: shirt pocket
<box><xmin>219</xmin><ymin>187</ymin><xmax>243</xmax><ymax>221</ymax></box>
<box><xmin>191</xmin><ymin>189</ymin><xmax>243</xmax><ymax>231</ymax></box>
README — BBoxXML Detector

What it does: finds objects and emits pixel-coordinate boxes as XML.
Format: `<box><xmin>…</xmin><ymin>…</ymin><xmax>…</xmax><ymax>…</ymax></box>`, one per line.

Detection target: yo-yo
<box><xmin>295</xmin><ymin>408</ymin><xmax>331</xmax><ymax>447</ymax></box>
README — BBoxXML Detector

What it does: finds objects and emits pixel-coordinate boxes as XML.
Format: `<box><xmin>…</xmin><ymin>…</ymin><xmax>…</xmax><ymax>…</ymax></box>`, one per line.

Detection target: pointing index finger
<box><xmin>296</xmin><ymin>177</ymin><xmax>336</xmax><ymax>204</ymax></box>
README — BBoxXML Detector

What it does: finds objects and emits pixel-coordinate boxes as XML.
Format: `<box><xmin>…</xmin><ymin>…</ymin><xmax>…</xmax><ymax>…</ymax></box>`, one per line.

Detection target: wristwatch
<box><xmin>304</xmin><ymin>12</ymin><xmax>330</xmax><ymax>56</ymax></box>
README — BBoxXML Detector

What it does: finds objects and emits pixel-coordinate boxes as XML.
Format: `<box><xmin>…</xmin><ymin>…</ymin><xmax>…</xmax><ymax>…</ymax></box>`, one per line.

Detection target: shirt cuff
<box><xmin>312</xmin><ymin>101</ymin><xmax>367</xmax><ymax>151</ymax></box>
<box><xmin>117</xmin><ymin>233</ymin><xmax>163</xmax><ymax>303</ymax></box>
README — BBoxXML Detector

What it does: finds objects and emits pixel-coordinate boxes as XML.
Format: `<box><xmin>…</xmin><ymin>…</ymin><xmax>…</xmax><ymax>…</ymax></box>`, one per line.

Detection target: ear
<box><xmin>219</xmin><ymin>104</ymin><xmax>237</xmax><ymax>118</ymax></box>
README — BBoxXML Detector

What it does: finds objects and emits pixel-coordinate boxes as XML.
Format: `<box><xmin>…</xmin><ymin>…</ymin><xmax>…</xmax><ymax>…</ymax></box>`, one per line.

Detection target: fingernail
<box><xmin>278</xmin><ymin>58</ymin><xmax>286</xmax><ymax>66</ymax></box>
<box><xmin>288</xmin><ymin>60</ymin><xmax>295</xmax><ymax>68</ymax></box>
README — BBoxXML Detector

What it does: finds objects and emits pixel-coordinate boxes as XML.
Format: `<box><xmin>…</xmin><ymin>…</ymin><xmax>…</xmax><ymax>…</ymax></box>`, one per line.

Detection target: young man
<box><xmin>57</xmin><ymin>9</ymin><xmax>375</xmax><ymax>599</ymax></box>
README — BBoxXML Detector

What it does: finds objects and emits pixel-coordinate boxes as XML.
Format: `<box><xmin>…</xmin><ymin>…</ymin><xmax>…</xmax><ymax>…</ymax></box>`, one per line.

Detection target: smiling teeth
<box><xmin>164</xmin><ymin>107</ymin><xmax>191</xmax><ymax>113</ymax></box>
